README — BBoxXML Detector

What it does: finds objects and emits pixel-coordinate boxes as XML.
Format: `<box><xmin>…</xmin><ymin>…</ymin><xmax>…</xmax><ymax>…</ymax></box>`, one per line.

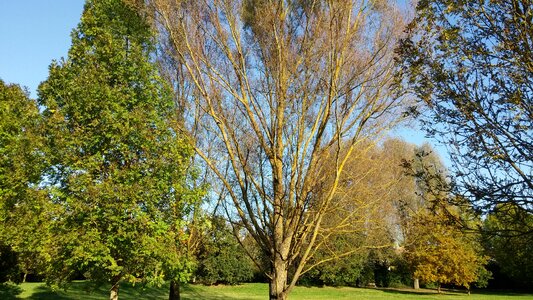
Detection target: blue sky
<box><xmin>0</xmin><ymin>0</ymin><xmax>85</xmax><ymax>97</ymax></box>
<box><xmin>0</xmin><ymin>0</ymin><xmax>450</xmax><ymax>165</ymax></box>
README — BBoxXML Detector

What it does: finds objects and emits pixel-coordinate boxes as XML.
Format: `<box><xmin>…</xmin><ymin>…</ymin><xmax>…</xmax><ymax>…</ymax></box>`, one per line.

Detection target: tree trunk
<box><xmin>269</xmin><ymin>160</ymin><xmax>289</xmax><ymax>300</ymax></box>
<box><xmin>110</xmin><ymin>278</ymin><xmax>120</xmax><ymax>300</ymax></box>
<box><xmin>437</xmin><ymin>283</ymin><xmax>441</xmax><ymax>294</ymax></box>
<box><xmin>22</xmin><ymin>273</ymin><xmax>27</xmax><ymax>283</ymax></box>
<box><xmin>169</xmin><ymin>280</ymin><xmax>180</xmax><ymax>300</ymax></box>
<box><xmin>413</xmin><ymin>278</ymin><xmax>419</xmax><ymax>289</ymax></box>
<box><xmin>269</xmin><ymin>255</ymin><xmax>288</xmax><ymax>300</ymax></box>
<box><xmin>269</xmin><ymin>279</ymin><xmax>287</xmax><ymax>300</ymax></box>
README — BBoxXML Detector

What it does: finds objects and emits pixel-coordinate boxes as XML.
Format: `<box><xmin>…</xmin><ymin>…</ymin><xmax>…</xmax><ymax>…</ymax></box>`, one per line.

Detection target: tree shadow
<box><xmin>119</xmin><ymin>283</ymin><xmax>168</xmax><ymax>300</ymax></box>
<box><xmin>16</xmin><ymin>281</ymin><xmax>247</xmax><ymax>300</ymax></box>
<box><xmin>22</xmin><ymin>282</ymin><xmax>105</xmax><ymax>300</ymax></box>
<box><xmin>0</xmin><ymin>283</ymin><xmax>23</xmax><ymax>300</ymax></box>
<box><xmin>25</xmin><ymin>281</ymin><xmax>169</xmax><ymax>300</ymax></box>
<box><xmin>24</xmin><ymin>285</ymin><xmax>76</xmax><ymax>300</ymax></box>
<box><xmin>381</xmin><ymin>288</ymin><xmax>533</xmax><ymax>297</ymax></box>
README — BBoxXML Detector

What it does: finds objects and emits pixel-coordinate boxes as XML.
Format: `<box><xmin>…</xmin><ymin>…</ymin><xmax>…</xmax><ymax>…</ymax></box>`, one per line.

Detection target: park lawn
<box><xmin>1</xmin><ymin>282</ymin><xmax>532</xmax><ymax>300</ymax></box>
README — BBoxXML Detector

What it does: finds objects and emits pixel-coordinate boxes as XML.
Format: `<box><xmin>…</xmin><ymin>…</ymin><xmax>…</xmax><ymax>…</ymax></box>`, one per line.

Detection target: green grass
<box><xmin>1</xmin><ymin>282</ymin><xmax>532</xmax><ymax>299</ymax></box>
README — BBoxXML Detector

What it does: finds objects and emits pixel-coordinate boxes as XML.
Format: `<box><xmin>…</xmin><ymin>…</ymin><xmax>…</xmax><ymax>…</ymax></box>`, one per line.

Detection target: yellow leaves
<box><xmin>406</xmin><ymin>205</ymin><xmax>487</xmax><ymax>288</ymax></box>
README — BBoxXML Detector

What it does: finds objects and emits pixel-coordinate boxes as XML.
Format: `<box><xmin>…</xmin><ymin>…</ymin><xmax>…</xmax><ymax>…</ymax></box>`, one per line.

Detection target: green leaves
<box><xmin>37</xmin><ymin>0</ymin><xmax>199</xmax><ymax>290</ymax></box>
<box><xmin>0</xmin><ymin>81</ymin><xmax>43</xmax><ymax>204</ymax></box>
<box><xmin>195</xmin><ymin>216</ymin><xmax>255</xmax><ymax>285</ymax></box>
<box><xmin>0</xmin><ymin>80</ymin><xmax>50</xmax><ymax>281</ymax></box>
<box><xmin>483</xmin><ymin>205</ymin><xmax>533</xmax><ymax>287</ymax></box>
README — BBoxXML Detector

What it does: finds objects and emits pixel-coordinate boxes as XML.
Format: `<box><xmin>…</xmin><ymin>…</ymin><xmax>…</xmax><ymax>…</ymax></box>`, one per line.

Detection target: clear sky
<box><xmin>0</xmin><ymin>0</ymin><xmax>450</xmax><ymax>165</ymax></box>
<box><xmin>0</xmin><ymin>0</ymin><xmax>85</xmax><ymax>98</ymax></box>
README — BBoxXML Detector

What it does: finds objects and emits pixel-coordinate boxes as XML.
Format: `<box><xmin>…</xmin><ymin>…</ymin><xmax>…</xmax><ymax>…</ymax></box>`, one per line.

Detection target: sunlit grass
<box><xmin>1</xmin><ymin>281</ymin><xmax>532</xmax><ymax>299</ymax></box>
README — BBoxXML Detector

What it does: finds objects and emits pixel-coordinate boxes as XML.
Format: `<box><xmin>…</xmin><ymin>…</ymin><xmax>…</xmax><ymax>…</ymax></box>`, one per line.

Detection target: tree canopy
<box><xmin>0</xmin><ymin>80</ymin><xmax>49</xmax><ymax>283</ymax></box>
<box><xmin>37</xmin><ymin>0</ymin><xmax>197</xmax><ymax>299</ymax></box>
<box><xmin>396</xmin><ymin>0</ymin><xmax>532</xmax><ymax>229</ymax></box>
<box><xmin>149</xmin><ymin>0</ymin><xmax>407</xmax><ymax>298</ymax></box>
<box><xmin>401</xmin><ymin>143</ymin><xmax>489</xmax><ymax>292</ymax></box>
<box><xmin>483</xmin><ymin>204</ymin><xmax>533</xmax><ymax>288</ymax></box>
<box><xmin>405</xmin><ymin>207</ymin><xmax>488</xmax><ymax>292</ymax></box>
<box><xmin>195</xmin><ymin>216</ymin><xmax>256</xmax><ymax>285</ymax></box>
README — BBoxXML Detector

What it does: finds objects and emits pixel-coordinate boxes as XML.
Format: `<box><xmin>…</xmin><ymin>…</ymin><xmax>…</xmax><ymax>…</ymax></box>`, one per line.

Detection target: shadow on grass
<box><xmin>0</xmin><ymin>283</ymin><xmax>23</xmax><ymax>300</ymax></box>
<box><xmin>17</xmin><ymin>281</ymin><xmax>247</xmax><ymax>300</ymax></box>
<box><xmin>22</xmin><ymin>281</ymin><xmax>167</xmax><ymax>300</ymax></box>
<box><xmin>24</xmin><ymin>284</ymin><xmax>82</xmax><ymax>300</ymax></box>
<box><xmin>119</xmin><ymin>282</ymin><xmax>168</xmax><ymax>300</ymax></box>
<box><xmin>25</xmin><ymin>284</ymin><xmax>97</xmax><ymax>300</ymax></box>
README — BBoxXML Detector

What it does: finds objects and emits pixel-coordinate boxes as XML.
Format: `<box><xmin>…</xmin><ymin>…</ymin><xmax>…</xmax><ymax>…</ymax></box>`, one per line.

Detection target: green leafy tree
<box><xmin>38</xmin><ymin>1</ymin><xmax>196</xmax><ymax>299</ymax></box>
<box><xmin>0</xmin><ymin>80</ymin><xmax>49</xmax><ymax>282</ymax></box>
<box><xmin>195</xmin><ymin>216</ymin><xmax>255</xmax><ymax>285</ymax></box>
<box><xmin>396</xmin><ymin>0</ymin><xmax>532</xmax><ymax>230</ymax></box>
<box><xmin>301</xmin><ymin>238</ymin><xmax>369</xmax><ymax>287</ymax></box>
<box><xmin>483</xmin><ymin>204</ymin><xmax>533</xmax><ymax>288</ymax></box>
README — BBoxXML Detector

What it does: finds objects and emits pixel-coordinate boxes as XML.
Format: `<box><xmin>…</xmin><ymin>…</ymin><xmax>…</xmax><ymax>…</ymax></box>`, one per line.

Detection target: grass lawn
<box><xmin>1</xmin><ymin>282</ymin><xmax>532</xmax><ymax>299</ymax></box>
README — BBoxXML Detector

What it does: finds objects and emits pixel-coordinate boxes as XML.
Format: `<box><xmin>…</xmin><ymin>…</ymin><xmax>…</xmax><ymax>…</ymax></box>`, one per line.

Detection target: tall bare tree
<box><xmin>149</xmin><ymin>0</ymin><xmax>406</xmax><ymax>298</ymax></box>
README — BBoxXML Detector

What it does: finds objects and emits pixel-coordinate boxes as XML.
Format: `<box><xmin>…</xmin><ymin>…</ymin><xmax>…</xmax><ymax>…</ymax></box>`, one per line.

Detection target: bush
<box><xmin>195</xmin><ymin>217</ymin><xmax>255</xmax><ymax>285</ymax></box>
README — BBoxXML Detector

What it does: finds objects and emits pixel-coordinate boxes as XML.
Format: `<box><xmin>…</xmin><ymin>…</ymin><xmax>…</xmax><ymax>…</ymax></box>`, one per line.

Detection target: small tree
<box><xmin>38</xmin><ymin>1</ymin><xmax>196</xmax><ymax>299</ymax></box>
